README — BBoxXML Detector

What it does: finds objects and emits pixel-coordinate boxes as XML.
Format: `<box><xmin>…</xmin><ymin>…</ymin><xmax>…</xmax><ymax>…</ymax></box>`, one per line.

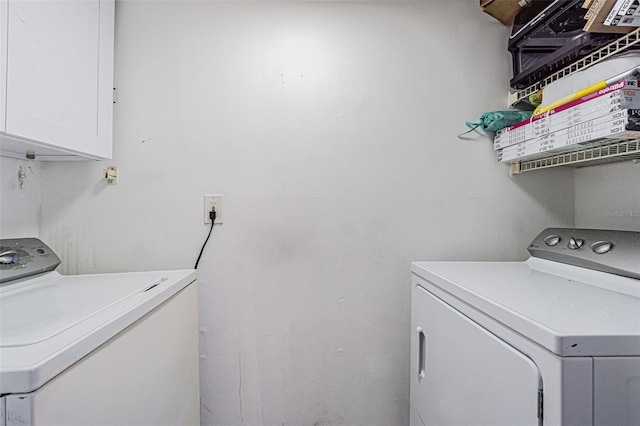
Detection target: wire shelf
<box><xmin>508</xmin><ymin>27</ymin><xmax>640</xmax><ymax>107</ymax></box>
<box><xmin>509</xmin><ymin>139</ymin><xmax>640</xmax><ymax>175</ymax></box>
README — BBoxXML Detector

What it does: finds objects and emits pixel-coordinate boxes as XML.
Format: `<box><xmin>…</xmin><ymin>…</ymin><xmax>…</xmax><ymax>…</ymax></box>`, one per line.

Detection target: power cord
<box><xmin>194</xmin><ymin>209</ymin><xmax>216</xmax><ymax>269</ymax></box>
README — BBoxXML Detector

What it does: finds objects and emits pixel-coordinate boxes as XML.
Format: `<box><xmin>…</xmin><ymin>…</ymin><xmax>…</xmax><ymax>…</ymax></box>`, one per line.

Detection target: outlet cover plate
<box><xmin>204</xmin><ymin>194</ymin><xmax>224</xmax><ymax>224</ymax></box>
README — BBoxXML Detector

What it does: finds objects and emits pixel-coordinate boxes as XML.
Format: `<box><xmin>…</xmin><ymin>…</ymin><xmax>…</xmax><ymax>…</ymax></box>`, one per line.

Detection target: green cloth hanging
<box><xmin>458</xmin><ymin>110</ymin><xmax>533</xmax><ymax>137</ymax></box>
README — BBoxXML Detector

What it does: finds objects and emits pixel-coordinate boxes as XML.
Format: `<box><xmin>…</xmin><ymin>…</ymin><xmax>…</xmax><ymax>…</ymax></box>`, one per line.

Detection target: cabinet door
<box><xmin>410</xmin><ymin>284</ymin><xmax>542</xmax><ymax>426</ymax></box>
<box><xmin>4</xmin><ymin>0</ymin><xmax>113</xmax><ymax>159</ymax></box>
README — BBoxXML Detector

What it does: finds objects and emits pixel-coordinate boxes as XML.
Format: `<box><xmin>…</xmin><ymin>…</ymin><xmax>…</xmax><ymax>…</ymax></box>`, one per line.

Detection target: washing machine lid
<box><xmin>412</xmin><ymin>257</ymin><xmax>640</xmax><ymax>357</ymax></box>
<box><xmin>2</xmin><ymin>273</ymin><xmax>165</xmax><ymax>347</ymax></box>
<box><xmin>0</xmin><ymin>269</ymin><xmax>197</xmax><ymax>394</ymax></box>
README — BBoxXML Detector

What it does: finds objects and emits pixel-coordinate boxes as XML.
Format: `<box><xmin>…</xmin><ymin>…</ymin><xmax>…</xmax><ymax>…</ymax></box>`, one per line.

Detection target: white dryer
<box><xmin>410</xmin><ymin>228</ymin><xmax>640</xmax><ymax>426</ymax></box>
<box><xmin>0</xmin><ymin>238</ymin><xmax>200</xmax><ymax>426</ymax></box>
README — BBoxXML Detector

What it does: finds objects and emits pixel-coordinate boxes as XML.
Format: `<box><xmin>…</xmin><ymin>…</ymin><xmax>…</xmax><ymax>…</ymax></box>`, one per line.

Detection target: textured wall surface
<box><xmin>0</xmin><ymin>157</ymin><xmax>41</xmax><ymax>238</ymax></box>
<box><xmin>5</xmin><ymin>1</ymin><xmax>580</xmax><ymax>425</ymax></box>
<box><xmin>574</xmin><ymin>162</ymin><xmax>640</xmax><ymax>231</ymax></box>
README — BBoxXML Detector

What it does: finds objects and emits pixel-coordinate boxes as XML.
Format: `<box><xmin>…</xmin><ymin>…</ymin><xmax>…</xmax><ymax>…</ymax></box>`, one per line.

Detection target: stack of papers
<box><xmin>495</xmin><ymin>79</ymin><xmax>640</xmax><ymax>163</ymax></box>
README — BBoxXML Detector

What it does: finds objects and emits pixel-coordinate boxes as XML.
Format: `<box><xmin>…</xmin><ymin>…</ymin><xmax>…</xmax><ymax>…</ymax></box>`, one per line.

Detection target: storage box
<box><xmin>583</xmin><ymin>0</ymin><xmax>636</xmax><ymax>33</ymax></box>
<box><xmin>480</xmin><ymin>0</ymin><xmax>530</xmax><ymax>25</ymax></box>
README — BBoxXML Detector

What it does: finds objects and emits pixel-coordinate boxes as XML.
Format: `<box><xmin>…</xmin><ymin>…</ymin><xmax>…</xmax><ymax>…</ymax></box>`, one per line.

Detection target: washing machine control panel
<box><xmin>528</xmin><ymin>228</ymin><xmax>640</xmax><ymax>280</ymax></box>
<box><xmin>0</xmin><ymin>238</ymin><xmax>61</xmax><ymax>283</ymax></box>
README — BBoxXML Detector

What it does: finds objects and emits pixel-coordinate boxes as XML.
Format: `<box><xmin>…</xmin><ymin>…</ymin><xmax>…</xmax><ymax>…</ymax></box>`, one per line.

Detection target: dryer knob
<box><xmin>591</xmin><ymin>241</ymin><xmax>614</xmax><ymax>254</ymax></box>
<box><xmin>567</xmin><ymin>237</ymin><xmax>584</xmax><ymax>250</ymax></box>
<box><xmin>543</xmin><ymin>235</ymin><xmax>561</xmax><ymax>246</ymax></box>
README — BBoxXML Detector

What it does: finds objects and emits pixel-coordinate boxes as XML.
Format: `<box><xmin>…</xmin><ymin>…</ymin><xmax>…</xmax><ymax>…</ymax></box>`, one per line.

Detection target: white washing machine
<box><xmin>0</xmin><ymin>238</ymin><xmax>200</xmax><ymax>426</ymax></box>
<box><xmin>410</xmin><ymin>228</ymin><xmax>640</xmax><ymax>426</ymax></box>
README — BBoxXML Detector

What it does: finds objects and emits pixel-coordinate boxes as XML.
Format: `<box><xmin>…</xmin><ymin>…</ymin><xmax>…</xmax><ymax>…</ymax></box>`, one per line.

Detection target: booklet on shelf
<box><xmin>497</xmin><ymin>109</ymin><xmax>640</xmax><ymax>163</ymax></box>
<box><xmin>494</xmin><ymin>79</ymin><xmax>640</xmax><ymax>150</ymax></box>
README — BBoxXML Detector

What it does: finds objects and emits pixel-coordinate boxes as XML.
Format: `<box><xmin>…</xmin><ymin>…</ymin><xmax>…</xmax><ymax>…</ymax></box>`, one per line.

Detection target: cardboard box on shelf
<box><xmin>480</xmin><ymin>0</ymin><xmax>530</xmax><ymax>25</ymax></box>
<box><xmin>584</xmin><ymin>0</ymin><xmax>636</xmax><ymax>32</ymax></box>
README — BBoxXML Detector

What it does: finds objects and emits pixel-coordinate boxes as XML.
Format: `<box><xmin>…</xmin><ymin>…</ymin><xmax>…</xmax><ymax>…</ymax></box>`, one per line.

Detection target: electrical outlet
<box><xmin>203</xmin><ymin>194</ymin><xmax>224</xmax><ymax>224</ymax></box>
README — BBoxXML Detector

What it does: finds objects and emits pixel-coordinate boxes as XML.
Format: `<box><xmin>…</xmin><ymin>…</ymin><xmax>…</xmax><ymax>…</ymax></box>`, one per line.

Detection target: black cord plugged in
<box><xmin>194</xmin><ymin>209</ymin><xmax>216</xmax><ymax>269</ymax></box>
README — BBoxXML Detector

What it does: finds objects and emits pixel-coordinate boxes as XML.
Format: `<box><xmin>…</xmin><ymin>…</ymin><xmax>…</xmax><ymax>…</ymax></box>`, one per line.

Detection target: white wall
<box><xmin>574</xmin><ymin>161</ymin><xmax>640</xmax><ymax>231</ymax></box>
<box><xmin>17</xmin><ymin>1</ymin><xmax>576</xmax><ymax>425</ymax></box>
<box><xmin>0</xmin><ymin>157</ymin><xmax>41</xmax><ymax>238</ymax></box>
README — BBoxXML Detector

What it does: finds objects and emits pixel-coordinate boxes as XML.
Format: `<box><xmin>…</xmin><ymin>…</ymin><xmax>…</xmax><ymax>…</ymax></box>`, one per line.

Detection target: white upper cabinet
<box><xmin>0</xmin><ymin>0</ymin><xmax>114</xmax><ymax>160</ymax></box>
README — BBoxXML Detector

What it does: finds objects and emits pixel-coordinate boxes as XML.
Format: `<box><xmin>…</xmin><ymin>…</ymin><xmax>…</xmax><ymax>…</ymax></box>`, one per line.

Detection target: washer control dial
<box><xmin>0</xmin><ymin>239</ymin><xmax>62</xmax><ymax>283</ymax></box>
<box><xmin>567</xmin><ymin>237</ymin><xmax>584</xmax><ymax>250</ymax></box>
<box><xmin>591</xmin><ymin>241</ymin><xmax>614</xmax><ymax>254</ymax></box>
<box><xmin>543</xmin><ymin>235</ymin><xmax>561</xmax><ymax>246</ymax></box>
<box><xmin>0</xmin><ymin>250</ymin><xmax>19</xmax><ymax>265</ymax></box>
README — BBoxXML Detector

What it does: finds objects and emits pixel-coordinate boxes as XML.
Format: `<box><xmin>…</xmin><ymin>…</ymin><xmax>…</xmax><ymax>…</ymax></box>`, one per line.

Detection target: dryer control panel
<box><xmin>528</xmin><ymin>228</ymin><xmax>640</xmax><ymax>280</ymax></box>
<box><xmin>0</xmin><ymin>238</ymin><xmax>61</xmax><ymax>283</ymax></box>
